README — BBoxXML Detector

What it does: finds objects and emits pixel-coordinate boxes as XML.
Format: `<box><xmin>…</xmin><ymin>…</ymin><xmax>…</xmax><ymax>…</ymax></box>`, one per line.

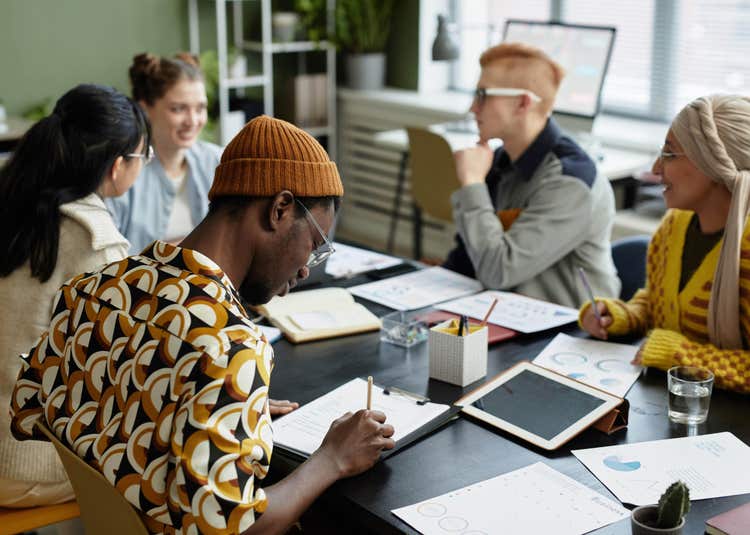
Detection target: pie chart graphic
<box><xmin>603</xmin><ymin>455</ymin><xmax>641</xmax><ymax>472</ymax></box>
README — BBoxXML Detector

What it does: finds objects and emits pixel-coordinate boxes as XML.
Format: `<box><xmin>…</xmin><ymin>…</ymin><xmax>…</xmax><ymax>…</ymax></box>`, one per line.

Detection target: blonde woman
<box><xmin>580</xmin><ymin>94</ymin><xmax>750</xmax><ymax>394</ymax></box>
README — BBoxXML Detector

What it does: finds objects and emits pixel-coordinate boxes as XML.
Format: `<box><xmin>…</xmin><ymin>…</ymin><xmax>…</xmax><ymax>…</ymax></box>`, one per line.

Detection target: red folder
<box><xmin>416</xmin><ymin>310</ymin><xmax>517</xmax><ymax>345</ymax></box>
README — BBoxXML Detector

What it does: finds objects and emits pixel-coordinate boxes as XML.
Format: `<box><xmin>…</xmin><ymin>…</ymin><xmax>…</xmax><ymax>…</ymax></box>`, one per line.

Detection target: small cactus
<box><xmin>656</xmin><ymin>481</ymin><xmax>690</xmax><ymax>528</ymax></box>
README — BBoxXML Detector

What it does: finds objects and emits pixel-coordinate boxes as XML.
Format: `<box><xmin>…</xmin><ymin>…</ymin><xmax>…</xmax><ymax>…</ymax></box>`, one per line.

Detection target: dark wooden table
<box><xmin>266</xmin><ymin>276</ymin><xmax>750</xmax><ymax>535</ymax></box>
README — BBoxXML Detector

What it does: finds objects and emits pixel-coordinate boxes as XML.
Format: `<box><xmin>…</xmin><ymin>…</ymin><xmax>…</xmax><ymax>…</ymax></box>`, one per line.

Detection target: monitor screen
<box><xmin>504</xmin><ymin>20</ymin><xmax>616</xmax><ymax>119</ymax></box>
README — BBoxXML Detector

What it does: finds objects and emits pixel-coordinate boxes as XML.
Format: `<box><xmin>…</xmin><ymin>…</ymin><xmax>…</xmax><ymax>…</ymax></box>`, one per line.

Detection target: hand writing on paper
<box><xmin>317</xmin><ymin>410</ymin><xmax>395</xmax><ymax>478</ymax></box>
<box><xmin>455</xmin><ymin>142</ymin><xmax>494</xmax><ymax>187</ymax></box>
<box><xmin>269</xmin><ymin>399</ymin><xmax>299</xmax><ymax>417</ymax></box>
<box><xmin>581</xmin><ymin>301</ymin><xmax>613</xmax><ymax>340</ymax></box>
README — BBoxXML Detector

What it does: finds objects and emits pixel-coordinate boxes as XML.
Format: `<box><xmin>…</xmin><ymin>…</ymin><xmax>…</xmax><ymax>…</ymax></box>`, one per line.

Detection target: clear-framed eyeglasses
<box><xmin>658</xmin><ymin>146</ymin><xmax>686</xmax><ymax>161</ymax></box>
<box><xmin>295</xmin><ymin>199</ymin><xmax>335</xmax><ymax>267</ymax></box>
<box><xmin>473</xmin><ymin>87</ymin><xmax>542</xmax><ymax>107</ymax></box>
<box><xmin>126</xmin><ymin>145</ymin><xmax>155</xmax><ymax>164</ymax></box>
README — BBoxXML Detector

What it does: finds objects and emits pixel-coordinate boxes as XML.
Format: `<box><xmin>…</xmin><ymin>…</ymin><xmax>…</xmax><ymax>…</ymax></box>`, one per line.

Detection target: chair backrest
<box><xmin>406</xmin><ymin>127</ymin><xmax>460</xmax><ymax>222</ymax></box>
<box><xmin>0</xmin><ymin>502</ymin><xmax>80</xmax><ymax>533</ymax></box>
<box><xmin>611</xmin><ymin>235</ymin><xmax>650</xmax><ymax>301</ymax></box>
<box><xmin>36</xmin><ymin>423</ymin><xmax>149</xmax><ymax>535</ymax></box>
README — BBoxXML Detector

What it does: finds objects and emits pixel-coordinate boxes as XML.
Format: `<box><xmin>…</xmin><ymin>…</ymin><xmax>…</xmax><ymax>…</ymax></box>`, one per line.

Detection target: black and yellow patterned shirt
<box><xmin>11</xmin><ymin>241</ymin><xmax>274</xmax><ymax>534</ymax></box>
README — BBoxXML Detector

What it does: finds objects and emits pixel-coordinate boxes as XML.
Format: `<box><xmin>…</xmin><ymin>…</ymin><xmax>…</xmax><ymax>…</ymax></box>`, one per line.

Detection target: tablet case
<box><xmin>456</xmin><ymin>362</ymin><xmax>629</xmax><ymax>449</ymax></box>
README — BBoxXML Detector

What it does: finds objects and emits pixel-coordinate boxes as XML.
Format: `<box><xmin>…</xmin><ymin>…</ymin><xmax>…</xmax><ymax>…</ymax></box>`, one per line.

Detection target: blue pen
<box><xmin>577</xmin><ymin>267</ymin><xmax>602</xmax><ymax>323</ymax></box>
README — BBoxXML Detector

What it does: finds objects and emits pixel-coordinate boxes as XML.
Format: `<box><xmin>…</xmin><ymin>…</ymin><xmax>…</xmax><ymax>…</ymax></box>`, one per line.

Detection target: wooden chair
<box><xmin>406</xmin><ymin>127</ymin><xmax>461</xmax><ymax>260</ymax></box>
<box><xmin>0</xmin><ymin>501</ymin><xmax>79</xmax><ymax>535</ymax></box>
<box><xmin>36</xmin><ymin>423</ymin><xmax>149</xmax><ymax>535</ymax></box>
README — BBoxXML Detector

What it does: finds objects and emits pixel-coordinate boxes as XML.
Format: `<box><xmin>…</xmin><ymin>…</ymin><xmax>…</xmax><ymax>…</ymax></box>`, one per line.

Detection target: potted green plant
<box><xmin>336</xmin><ymin>0</ymin><xmax>395</xmax><ymax>90</ymax></box>
<box><xmin>631</xmin><ymin>481</ymin><xmax>690</xmax><ymax>534</ymax></box>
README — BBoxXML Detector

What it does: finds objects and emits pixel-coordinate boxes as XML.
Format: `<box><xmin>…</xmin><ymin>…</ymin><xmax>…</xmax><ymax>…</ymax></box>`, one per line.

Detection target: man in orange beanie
<box><xmin>11</xmin><ymin>116</ymin><xmax>395</xmax><ymax>534</ymax></box>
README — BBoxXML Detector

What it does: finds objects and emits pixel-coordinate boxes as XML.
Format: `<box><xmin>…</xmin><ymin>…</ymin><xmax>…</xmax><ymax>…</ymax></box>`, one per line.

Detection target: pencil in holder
<box><xmin>428</xmin><ymin>319</ymin><xmax>488</xmax><ymax>387</ymax></box>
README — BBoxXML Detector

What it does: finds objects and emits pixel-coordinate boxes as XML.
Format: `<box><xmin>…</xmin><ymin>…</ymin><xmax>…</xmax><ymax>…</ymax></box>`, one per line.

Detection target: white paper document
<box><xmin>348</xmin><ymin>267</ymin><xmax>482</xmax><ymax>311</ymax></box>
<box><xmin>325</xmin><ymin>242</ymin><xmax>402</xmax><ymax>278</ymax></box>
<box><xmin>533</xmin><ymin>333</ymin><xmax>641</xmax><ymax>397</ymax></box>
<box><xmin>573</xmin><ymin>432</ymin><xmax>750</xmax><ymax>506</ymax></box>
<box><xmin>392</xmin><ymin>462</ymin><xmax>628</xmax><ymax>535</ymax></box>
<box><xmin>273</xmin><ymin>378</ymin><xmax>451</xmax><ymax>456</ymax></box>
<box><xmin>259</xmin><ymin>325</ymin><xmax>281</xmax><ymax>343</ymax></box>
<box><xmin>436</xmin><ymin>290</ymin><xmax>578</xmax><ymax>333</ymax></box>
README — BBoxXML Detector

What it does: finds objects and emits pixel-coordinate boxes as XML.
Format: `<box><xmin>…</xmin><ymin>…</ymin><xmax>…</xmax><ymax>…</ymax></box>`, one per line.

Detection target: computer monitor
<box><xmin>503</xmin><ymin>20</ymin><xmax>616</xmax><ymax>135</ymax></box>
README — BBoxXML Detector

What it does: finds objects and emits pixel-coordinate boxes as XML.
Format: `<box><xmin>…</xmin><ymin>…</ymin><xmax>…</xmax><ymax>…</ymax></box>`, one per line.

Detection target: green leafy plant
<box><xmin>23</xmin><ymin>98</ymin><xmax>54</xmax><ymax>122</ymax></box>
<box><xmin>656</xmin><ymin>481</ymin><xmax>690</xmax><ymax>528</ymax></box>
<box><xmin>295</xmin><ymin>0</ymin><xmax>328</xmax><ymax>42</ymax></box>
<box><xmin>335</xmin><ymin>0</ymin><xmax>395</xmax><ymax>54</ymax></box>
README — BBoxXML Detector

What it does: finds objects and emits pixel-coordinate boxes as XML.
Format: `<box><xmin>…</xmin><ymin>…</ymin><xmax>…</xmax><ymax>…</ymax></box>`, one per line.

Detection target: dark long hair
<box><xmin>0</xmin><ymin>84</ymin><xmax>150</xmax><ymax>282</ymax></box>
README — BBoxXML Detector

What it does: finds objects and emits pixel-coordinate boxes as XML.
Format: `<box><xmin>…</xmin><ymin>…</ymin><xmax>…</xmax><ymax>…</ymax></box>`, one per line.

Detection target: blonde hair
<box><xmin>479</xmin><ymin>43</ymin><xmax>565</xmax><ymax>114</ymax></box>
<box><xmin>671</xmin><ymin>94</ymin><xmax>750</xmax><ymax>349</ymax></box>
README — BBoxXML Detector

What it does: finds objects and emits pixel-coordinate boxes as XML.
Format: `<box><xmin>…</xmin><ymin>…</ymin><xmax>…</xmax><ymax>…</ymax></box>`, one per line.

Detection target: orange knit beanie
<box><xmin>208</xmin><ymin>115</ymin><xmax>343</xmax><ymax>200</ymax></box>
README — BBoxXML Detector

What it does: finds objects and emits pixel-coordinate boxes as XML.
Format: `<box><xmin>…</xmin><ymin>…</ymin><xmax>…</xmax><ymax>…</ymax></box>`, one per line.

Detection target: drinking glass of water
<box><xmin>667</xmin><ymin>366</ymin><xmax>714</xmax><ymax>424</ymax></box>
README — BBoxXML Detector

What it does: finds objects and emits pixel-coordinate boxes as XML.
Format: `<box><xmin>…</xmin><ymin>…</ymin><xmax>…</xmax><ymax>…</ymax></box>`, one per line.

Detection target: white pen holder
<box><xmin>428</xmin><ymin>319</ymin><xmax>488</xmax><ymax>387</ymax></box>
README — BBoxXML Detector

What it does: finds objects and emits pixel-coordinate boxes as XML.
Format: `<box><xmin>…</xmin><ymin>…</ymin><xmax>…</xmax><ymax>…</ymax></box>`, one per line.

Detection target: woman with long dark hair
<box><xmin>0</xmin><ymin>83</ymin><xmax>150</xmax><ymax>506</ymax></box>
<box><xmin>107</xmin><ymin>52</ymin><xmax>222</xmax><ymax>252</ymax></box>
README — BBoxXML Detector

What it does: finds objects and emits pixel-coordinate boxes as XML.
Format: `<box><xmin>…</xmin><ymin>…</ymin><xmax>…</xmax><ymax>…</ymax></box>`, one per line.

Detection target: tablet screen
<box><xmin>472</xmin><ymin>369</ymin><xmax>606</xmax><ymax>441</ymax></box>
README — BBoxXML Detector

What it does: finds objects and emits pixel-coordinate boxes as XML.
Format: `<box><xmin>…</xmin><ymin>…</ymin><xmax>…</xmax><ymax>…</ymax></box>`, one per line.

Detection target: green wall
<box><xmin>0</xmin><ymin>0</ymin><xmax>190</xmax><ymax>116</ymax></box>
<box><xmin>0</xmin><ymin>0</ymin><xmax>422</xmax><ymax>116</ymax></box>
<box><xmin>386</xmin><ymin>0</ymin><xmax>419</xmax><ymax>90</ymax></box>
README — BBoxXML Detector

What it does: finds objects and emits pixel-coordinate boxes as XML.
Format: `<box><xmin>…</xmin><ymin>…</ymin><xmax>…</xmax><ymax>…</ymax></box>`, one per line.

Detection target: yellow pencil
<box><xmin>367</xmin><ymin>376</ymin><xmax>373</xmax><ymax>410</ymax></box>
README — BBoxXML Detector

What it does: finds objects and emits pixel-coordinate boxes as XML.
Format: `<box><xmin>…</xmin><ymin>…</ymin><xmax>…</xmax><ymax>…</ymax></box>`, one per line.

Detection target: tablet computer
<box><xmin>456</xmin><ymin>361</ymin><xmax>622</xmax><ymax>450</ymax></box>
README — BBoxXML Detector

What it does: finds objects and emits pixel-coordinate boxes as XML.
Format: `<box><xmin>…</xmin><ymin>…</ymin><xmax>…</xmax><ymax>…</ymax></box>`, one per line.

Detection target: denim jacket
<box><xmin>106</xmin><ymin>141</ymin><xmax>222</xmax><ymax>253</ymax></box>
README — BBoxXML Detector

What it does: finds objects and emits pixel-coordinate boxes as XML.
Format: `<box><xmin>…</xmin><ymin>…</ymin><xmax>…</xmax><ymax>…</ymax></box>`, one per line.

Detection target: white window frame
<box><xmin>445</xmin><ymin>0</ymin><xmax>681</xmax><ymax>122</ymax></box>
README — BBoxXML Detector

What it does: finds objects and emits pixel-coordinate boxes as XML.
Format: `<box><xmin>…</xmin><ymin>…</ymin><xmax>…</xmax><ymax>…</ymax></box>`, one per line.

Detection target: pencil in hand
<box><xmin>367</xmin><ymin>376</ymin><xmax>373</xmax><ymax>410</ymax></box>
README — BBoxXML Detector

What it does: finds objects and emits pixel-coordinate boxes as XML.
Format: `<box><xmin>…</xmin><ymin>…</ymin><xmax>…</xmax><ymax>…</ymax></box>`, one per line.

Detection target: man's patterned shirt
<box><xmin>11</xmin><ymin>241</ymin><xmax>274</xmax><ymax>534</ymax></box>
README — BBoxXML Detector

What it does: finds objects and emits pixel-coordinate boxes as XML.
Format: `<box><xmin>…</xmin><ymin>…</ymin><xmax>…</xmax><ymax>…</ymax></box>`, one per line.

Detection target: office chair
<box><xmin>406</xmin><ymin>127</ymin><xmax>461</xmax><ymax>260</ymax></box>
<box><xmin>611</xmin><ymin>235</ymin><xmax>650</xmax><ymax>301</ymax></box>
<box><xmin>0</xmin><ymin>502</ymin><xmax>79</xmax><ymax>534</ymax></box>
<box><xmin>36</xmin><ymin>422</ymin><xmax>149</xmax><ymax>535</ymax></box>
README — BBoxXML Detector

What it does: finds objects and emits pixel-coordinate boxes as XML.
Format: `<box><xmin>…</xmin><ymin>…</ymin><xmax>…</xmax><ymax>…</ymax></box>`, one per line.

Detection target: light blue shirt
<box><xmin>107</xmin><ymin>141</ymin><xmax>222</xmax><ymax>253</ymax></box>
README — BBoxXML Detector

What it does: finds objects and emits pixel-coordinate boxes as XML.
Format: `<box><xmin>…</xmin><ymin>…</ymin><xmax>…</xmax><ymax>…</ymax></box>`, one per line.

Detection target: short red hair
<box><xmin>479</xmin><ymin>43</ymin><xmax>565</xmax><ymax>114</ymax></box>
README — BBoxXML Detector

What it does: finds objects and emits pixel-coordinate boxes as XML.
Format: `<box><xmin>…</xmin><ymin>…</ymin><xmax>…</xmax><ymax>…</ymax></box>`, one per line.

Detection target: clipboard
<box><xmin>272</xmin><ymin>378</ymin><xmax>460</xmax><ymax>462</ymax></box>
<box><xmin>456</xmin><ymin>361</ymin><xmax>628</xmax><ymax>450</ymax></box>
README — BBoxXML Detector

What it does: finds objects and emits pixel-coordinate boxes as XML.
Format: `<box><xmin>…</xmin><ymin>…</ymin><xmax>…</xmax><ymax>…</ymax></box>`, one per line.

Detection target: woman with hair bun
<box><xmin>580</xmin><ymin>94</ymin><xmax>750</xmax><ymax>394</ymax></box>
<box><xmin>0</xmin><ymin>83</ymin><xmax>150</xmax><ymax>506</ymax></box>
<box><xmin>107</xmin><ymin>52</ymin><xmax>222</xmax><ymax>253</ymax></box>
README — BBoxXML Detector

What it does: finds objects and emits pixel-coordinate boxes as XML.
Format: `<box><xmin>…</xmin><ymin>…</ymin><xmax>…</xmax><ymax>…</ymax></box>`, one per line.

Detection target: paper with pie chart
<box><xmin>533</xmin><ymin>333</ymin><xmax>641</xmax><ymax>397</ymax></box>
<box><xmin>573</xmin><ymin>432</ymin><xmax>750</xmax><ymax>506</ymax></box>
<box><xmin>391</xmin><ymin>462</ymin><xmax>628</xmax><ymax>535</ymax></box>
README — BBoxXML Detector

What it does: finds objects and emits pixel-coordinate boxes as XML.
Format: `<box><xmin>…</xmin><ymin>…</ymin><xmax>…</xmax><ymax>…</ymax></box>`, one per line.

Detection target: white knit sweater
<box><xmin>0</xmin><ymin>194</ymin><xmax>129</xmax><ymax>482</ymax></box>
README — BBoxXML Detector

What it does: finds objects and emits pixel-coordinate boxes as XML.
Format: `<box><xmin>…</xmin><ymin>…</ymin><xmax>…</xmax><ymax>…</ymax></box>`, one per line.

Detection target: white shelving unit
<box><xmin>188</xmin><ymin>0</ymin><xmax>337</xmax><ymax>157</ymax></box>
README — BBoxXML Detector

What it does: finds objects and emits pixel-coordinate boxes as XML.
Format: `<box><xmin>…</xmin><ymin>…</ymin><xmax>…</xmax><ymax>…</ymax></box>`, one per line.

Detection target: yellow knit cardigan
<box><xmin>585</xmin><ymin>209</ymin><xmax>750</xmax><ymax>394</ymax></box>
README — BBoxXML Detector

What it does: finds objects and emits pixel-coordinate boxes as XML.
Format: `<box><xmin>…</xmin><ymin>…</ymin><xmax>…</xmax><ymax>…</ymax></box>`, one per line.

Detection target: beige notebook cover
<box><xmin>258</xmin><ymin>287</ymin><xmax>381</xmax><ymax>343</ymax></box>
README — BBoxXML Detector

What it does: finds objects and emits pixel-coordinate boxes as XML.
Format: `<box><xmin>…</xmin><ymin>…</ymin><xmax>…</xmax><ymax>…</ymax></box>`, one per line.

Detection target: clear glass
<box><xmin>667</xmin><ymin>366</ymin><xmax>714</xmax><ymax>424</ymax></box>
<box><xmin>380</xmin><ymin>311</ymin><xmax>428</xmax><ymax>348</ymax></box>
